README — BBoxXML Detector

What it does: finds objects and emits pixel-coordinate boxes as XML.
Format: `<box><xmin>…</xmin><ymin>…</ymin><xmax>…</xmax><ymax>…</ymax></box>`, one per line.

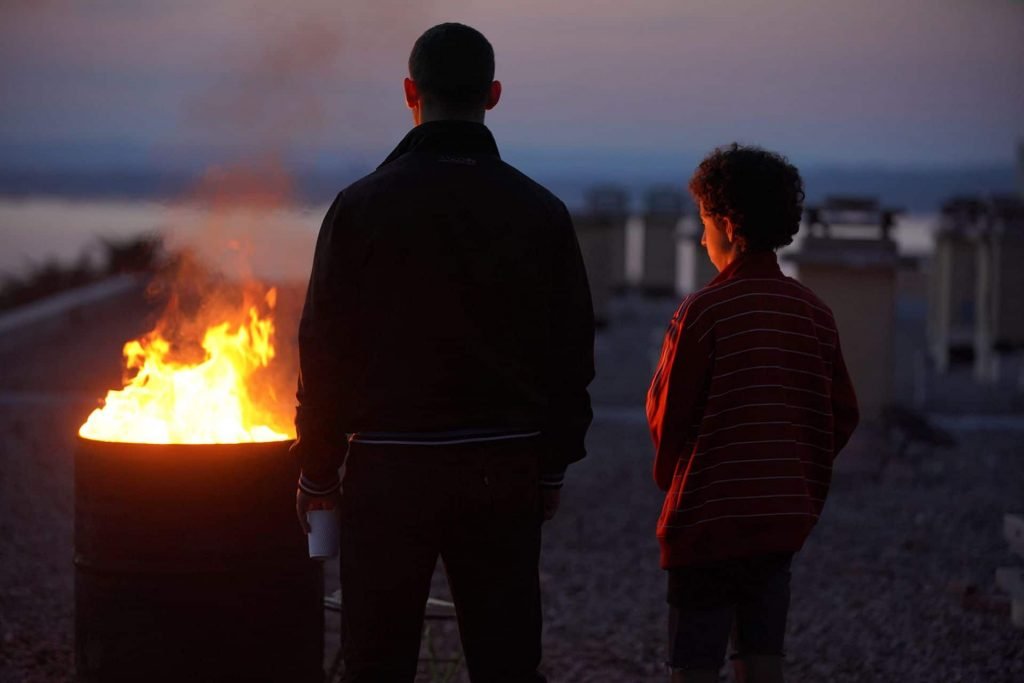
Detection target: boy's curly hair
<box><xmin>688</xmin><ymin>144</ymin><xmax>805</xmax><ymax>252</ymax></box>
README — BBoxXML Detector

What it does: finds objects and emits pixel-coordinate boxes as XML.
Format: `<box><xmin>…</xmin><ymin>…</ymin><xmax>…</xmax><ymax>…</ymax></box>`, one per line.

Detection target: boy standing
<box><xmin>647</xmin><ymin>145</ymin><xmax>859</xmax><ymax>683</ymax></box>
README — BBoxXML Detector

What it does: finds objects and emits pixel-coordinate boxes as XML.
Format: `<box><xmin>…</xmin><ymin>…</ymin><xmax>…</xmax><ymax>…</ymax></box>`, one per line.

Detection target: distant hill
<box><xmin>799</xmin><ymin>166</ymin><xmax>1018</xmax><ymax>212</ymax></box>
<box><xmin>0</xmin><ymin>162</ymin><xmax>1016</xmax><ymax>213</ymax></box>
<box><xmin>538</xmin><ymin>165</ymin><xmax>1018</xmax><ymax>213</ymax></box>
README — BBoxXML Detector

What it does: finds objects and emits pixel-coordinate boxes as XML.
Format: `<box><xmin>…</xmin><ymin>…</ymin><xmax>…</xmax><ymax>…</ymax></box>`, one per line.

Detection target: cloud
<box><xmin>1</xmin><ymin>0</ymin><xmax>1022</xmax><ymax>165</ymax></box>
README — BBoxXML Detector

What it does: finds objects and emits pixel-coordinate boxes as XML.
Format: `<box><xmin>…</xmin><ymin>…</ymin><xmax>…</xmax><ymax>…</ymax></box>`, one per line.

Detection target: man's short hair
<box><xmin>409</xmin><ymin>23</ymin><xmax>495</xmax><ymax>111</ymax></box>
<box><xmin>688</xmin><ymin>144</ymin><xmax>805</xmax><ymax>252</ymax></box>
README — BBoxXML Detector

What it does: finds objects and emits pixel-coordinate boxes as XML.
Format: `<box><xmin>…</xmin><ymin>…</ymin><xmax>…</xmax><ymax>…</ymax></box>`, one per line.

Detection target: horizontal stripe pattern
<box><xmin>349</xmin><ymin>428</ymin><xmax>564</xmax><ymax>488</ymax></box>
<box><xmin>350</xmin><ymin>428</ymin><xmax>541</xmax><ymax>446</ymax></box>
<box><xmin>647</xmin><ymin>252</ymin><xmax>858</xmax><ymax>567</ymax></box>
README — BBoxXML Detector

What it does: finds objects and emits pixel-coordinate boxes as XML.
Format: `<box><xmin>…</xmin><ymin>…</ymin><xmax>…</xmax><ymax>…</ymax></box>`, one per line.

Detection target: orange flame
<box><xmin>79</xmin><ymin>287</ymin><xmax>294</xmax><ymax>444</ymax></box>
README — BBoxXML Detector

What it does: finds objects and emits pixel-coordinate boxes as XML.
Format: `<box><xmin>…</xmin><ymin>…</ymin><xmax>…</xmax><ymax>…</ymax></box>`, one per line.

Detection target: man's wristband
<box><xmin>540</xmin><ymin>472</ymin><xmax>565</xmax><ymax>490</ymax></box>
<box><xmin>298</xmin><ymin>473</ymin><xmax>340</xmax><ymax>497</ymax></box>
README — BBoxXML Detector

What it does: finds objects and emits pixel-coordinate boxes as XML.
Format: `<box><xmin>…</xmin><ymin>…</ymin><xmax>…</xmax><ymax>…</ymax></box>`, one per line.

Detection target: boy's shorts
<box><xmin>666</xmin><ymin>552</ymin><xmax>793</xmax><ymax>671</ymax></box>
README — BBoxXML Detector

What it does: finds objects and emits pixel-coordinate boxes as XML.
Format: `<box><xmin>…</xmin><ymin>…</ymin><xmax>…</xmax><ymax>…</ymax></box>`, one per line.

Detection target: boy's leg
<box><xmin>667</xmin><ymin>604</ymin><xmax>731</xmax><ymax>681</ymax></box>
<box><xmin>670</xmin><ymin>666</ymin><xmax>719</xmax><ymax>683</ymax></box>
<box><xmin>732</xmin><ymin>655</ymin><xmax>784</xmax><ymax>683</ymax></box>
<box><xmin>731</xmin><ymin>553</ymin><xmax>792</xmax><ymax>683</ymax></box>
<box><xmin>666</xmin><ymin>564</ymin><xmax>736</xmax><ymax>680</ymax></box>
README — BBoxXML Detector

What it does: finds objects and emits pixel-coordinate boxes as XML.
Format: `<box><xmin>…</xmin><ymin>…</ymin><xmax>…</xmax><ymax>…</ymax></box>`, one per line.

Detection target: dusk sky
<box><xmin>1</xmin><ymin>0</ymin><xmax>1022</xmax><ymax>175</ymax></box>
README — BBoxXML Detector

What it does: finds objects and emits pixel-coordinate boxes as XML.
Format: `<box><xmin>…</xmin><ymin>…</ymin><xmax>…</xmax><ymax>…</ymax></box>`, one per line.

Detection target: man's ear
<box><xmin>404</xmin><ymin>78</ymin><xmax>420</xmax><ymax>110</ymax></box>
<box><xmin>485</xmin><ymin>80</ymin><xmax>501</xmax><ymax>111</ymax></box>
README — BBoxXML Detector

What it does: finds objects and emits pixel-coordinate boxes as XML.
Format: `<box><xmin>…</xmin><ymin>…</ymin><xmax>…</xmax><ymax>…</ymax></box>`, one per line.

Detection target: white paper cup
<box><xmin>306</xmin><ymin>509</ymin><xmax>339</xmax><ymax>560</ymax></box>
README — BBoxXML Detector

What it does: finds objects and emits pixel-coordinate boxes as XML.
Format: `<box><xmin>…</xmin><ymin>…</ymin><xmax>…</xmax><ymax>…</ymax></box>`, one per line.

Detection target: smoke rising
<box><xmin>145</xmin><ymin>2</ymin><xmax>453</xmax><ymax>426</ymax></box>
<box><xmin>164</xmin><ymin>1</ymin><xmax>452</xmax><ymax>283</ymax></box>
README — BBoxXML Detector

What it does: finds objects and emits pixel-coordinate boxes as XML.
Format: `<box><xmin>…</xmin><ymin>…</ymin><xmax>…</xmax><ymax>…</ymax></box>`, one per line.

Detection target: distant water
<box><xmin>0</xmin><ymin>197</ymin><xmax>938</xmax><ymax>285</ymax></box>
<box><xmin>0</xmin><ymin>197</ymin><xmax>326</xmax><ymax>283</ymax></box>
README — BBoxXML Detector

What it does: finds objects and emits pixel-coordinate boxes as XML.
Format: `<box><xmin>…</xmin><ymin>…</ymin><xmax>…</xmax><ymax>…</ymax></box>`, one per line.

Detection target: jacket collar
<box><xmin>708</xmin><ymin>250</ymin><xmax>783</xmax><ymax>285</ymax></box>
<box><xmin>379</xmin><ymin>120</ymin><xmax>501</xmax><ymax>168</ymax></box>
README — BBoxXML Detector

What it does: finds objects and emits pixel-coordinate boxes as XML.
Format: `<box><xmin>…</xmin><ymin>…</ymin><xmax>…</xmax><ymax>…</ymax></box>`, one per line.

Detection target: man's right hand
<box><xmin>541</xmin><ymin>488</ymin><xmax>561</xmax><ymax>522</ymax></box>
<box><xmin>296</xmin><ymin>488</ymin><xmax>341</xmax><ymax>534</ymax></box>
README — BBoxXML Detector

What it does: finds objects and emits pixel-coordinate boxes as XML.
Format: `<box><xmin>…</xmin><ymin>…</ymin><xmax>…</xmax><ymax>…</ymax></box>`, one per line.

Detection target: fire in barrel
<box><xmin>75</xmin><ymin>282</ymin><xmax>322</xmax><ymax>682</ymax></box>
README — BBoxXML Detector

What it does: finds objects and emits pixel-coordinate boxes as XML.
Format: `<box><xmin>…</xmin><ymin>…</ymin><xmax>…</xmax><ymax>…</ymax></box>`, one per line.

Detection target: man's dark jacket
<box><xmin>293</xmin><ymin>120</ymin><xmax>595</xmax><ymax>492</ymax></box>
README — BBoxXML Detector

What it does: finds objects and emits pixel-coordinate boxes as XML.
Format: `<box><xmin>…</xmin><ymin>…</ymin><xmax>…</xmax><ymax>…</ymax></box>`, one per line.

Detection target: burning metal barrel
<box><xmin>75</xmin><ymin>436</ymin><xmax>322</xmax><ymax>682</ymax></box>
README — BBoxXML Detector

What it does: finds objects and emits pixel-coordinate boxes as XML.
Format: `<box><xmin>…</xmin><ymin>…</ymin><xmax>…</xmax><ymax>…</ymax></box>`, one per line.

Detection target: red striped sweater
<box><xmin>647</xmin><ymin>251</ymin><xmax>859</xmax><ymax>568</ymax></box>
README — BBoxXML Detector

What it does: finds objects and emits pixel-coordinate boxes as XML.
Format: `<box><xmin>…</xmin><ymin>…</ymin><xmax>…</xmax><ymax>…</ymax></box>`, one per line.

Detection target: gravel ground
<box><xmin>0</xmin><ymin>286</ymin><xmax>153</xmax><ymax>683</ymax></box>
<box><xmin>1</xmin><ymin>291</ymin><xmax>1023</xmax><ymax>682</ymax></box>
<box><xmin>537</xmin><ymin>298</ymin><xmax>1023</xmax><ymax>682</ymax></box>
<box><xmin>388</xmin><ymin>297</ymin><xmax>1024</xmax><ymax>682</ymax></box>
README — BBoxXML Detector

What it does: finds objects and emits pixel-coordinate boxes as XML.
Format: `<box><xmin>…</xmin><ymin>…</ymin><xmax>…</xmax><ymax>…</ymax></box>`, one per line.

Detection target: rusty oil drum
<box><xmin>74</xmin><ymin>436</ymin><xmax>323</xmax><ymax>682</ymax></box>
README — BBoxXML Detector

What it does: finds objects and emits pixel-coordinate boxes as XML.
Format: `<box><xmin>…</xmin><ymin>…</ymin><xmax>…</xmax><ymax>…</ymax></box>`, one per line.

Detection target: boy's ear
<box><xmin>722</xmin><ymin>216</ymin><xmax>737</xmax><ymax>243</ymax></box>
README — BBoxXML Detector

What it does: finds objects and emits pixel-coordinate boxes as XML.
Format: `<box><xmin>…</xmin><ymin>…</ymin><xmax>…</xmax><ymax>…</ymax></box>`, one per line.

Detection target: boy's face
<box><xmin>698</xmin><ymin>202</ymin><xmax>737</xmax><ymax>272</ymax></box>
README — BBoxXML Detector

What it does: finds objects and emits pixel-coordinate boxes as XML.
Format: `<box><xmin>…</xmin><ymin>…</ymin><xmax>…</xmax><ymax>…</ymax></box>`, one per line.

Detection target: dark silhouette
<box><xmin>292</xmin><ymin>22</ymin><xmax>594</xmax><ymax>683</ymax></box>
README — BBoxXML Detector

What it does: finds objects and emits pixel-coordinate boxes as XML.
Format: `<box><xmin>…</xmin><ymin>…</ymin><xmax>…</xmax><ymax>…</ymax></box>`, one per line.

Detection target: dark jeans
<box><xmin>338</xmin><ymin>439</ymin><xmax>547</xmax><ymax>683</ymax></box>
<box><xmin>666</xmin><ymin>552</ymin><xmax>793</xmax><ymax>671</ymax></box>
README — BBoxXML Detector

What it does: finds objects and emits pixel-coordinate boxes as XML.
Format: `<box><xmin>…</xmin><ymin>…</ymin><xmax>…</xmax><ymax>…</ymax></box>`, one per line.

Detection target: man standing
<box><xmin>293</xmin><ymin>23</ymin><xmax>594</xmax><ymax>683</ymax></box>
<box><xmin>647</xmin><ymin>145</ymin><xmax>858</xmax><ymax>682</ymax></box>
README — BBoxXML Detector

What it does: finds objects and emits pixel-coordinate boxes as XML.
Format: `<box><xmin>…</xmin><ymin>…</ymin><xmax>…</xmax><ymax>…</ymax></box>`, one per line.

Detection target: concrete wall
<box><xmin>992</xmin><ymin>233</ymin><xmax>1024</xmax><ymax>345</ymax></box>
<box><xmin>573</xmin><ymin>216</ymin><xmax>615</xmax><ymax>326</ymax></box>
<box><xmin>927</xmin><ymin>235</ymin><xmax>978</xmax><ymax>369</ymax></box>
<box><xmin>640</xmin><ymin>216</ymin><xmax>679</xmax><ymax>295</ymax></box>
<box><xmin>797</xmin><ymin>263</ymin><xmax>896</xmax><ymax>422</ymax></box>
